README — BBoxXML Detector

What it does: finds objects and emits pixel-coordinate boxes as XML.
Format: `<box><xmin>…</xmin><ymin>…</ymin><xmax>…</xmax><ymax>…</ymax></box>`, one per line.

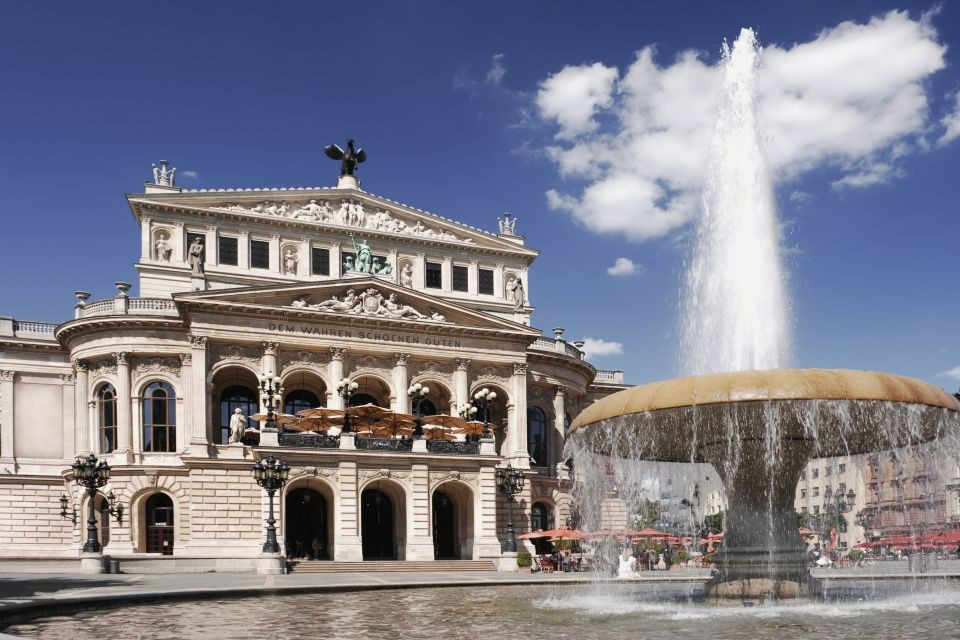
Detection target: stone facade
<box><xmin>0</xmin><ymin>167</ymin><xmax>626</xmax><ymax>570</ymax></box>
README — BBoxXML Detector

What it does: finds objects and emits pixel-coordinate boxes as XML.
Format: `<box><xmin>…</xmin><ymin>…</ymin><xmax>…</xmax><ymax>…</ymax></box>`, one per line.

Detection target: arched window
<box><xmin>412</xmin><ymin>398</ymin><xmax>436</xmax><ymax>418</ymax></box>
<box><xmin>219</xmin><ymin>385</ymin><xmax>257</xmax><ymax>445</ymax></box>
<box><xmin>531</xmin><ymin>502</ymin><xmax>552</xmax><ymax>532</ymax></box>
<box><xmin>527</xmin><ymin>406</ymin><xmax>548</xmax><ymax>466</ymax></box>
<box><xmin>283</xmin><ymin>389</ymin><xmax>321</xmax><ymax>416</ymax></box>
<box><xmin>143</xmin><ymin>381</ymin><xmax>176</xmax><ymax>452</ymax></box>
<box><xmin>97</xmin><ymin>384</ymin><xmax>117</xmax><ymax>454</ymax></box>
<box><xmin>349</xmin><ymin>393</ymin><xmax>380</xmax><ymax>408</ymax></box>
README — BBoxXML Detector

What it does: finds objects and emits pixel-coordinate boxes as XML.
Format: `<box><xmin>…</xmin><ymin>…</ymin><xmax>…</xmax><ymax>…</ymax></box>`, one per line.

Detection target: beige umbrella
<box><xmin>421</xmin><ymin>415</ymin><xmax>468</xmax><ymax>430</ymax></box>
<box><xmin>459</xmin><ymin>421</ymin><xmax>487</xmax><ymax>436</ymax></box>
<box><xmin>286</xmin><ymin>415</ymin><xmax>343</xmax><ymax>433</ymax></box>
<box><xmin>356</xmin><ymin>411</ymin><xmax>416</xmax><ymax>438</ymax></box>
<box><xmin>296</xmin><ymin>407</ymin><xmax>345</xmax><ymax>420</ymax></box>
<box><xmin>250</xmin><ymin>412</ymin><xmax>299</xmax><ymax>426</ymax></box>
<box><xmin>343</xmin><ymin>403</ymin><xmax>383</xmax><ymax>417</ymax></box>
<box><xmin>422</xmin><ymin>427</ymin><xmax>456</xmax><ymax>441</ymax></box>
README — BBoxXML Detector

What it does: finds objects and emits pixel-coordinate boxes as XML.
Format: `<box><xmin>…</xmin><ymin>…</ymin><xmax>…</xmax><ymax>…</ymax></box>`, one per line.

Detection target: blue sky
<box><xmin>1</xmin><ymin>1</ymin><xmax>958</xmax><ymax>389</ymax></box>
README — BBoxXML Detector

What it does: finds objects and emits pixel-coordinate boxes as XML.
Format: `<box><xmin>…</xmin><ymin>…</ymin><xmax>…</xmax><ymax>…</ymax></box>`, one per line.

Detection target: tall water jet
<box><xmin>567</xmin><ymin>27</ymin><xmax>960</xmax><ymax>602</ymax></box>
<box><xmin>682</xmin><ymin>28</ymin><xmax>791</xmax><ymax>374</ymax></box>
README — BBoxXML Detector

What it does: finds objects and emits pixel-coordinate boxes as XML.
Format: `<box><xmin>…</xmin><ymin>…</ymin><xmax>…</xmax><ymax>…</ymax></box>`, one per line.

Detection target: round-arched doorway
<box><xmin>285</xmin><ymin>488</ymin><xmax>328</xmax><ymax>560</ymax></box>
<box><xmin>145</xmin><ymin>493</ymin><xmax>174</xmax><ymax>555</ymax></box>
<box><xmin>432</xmin><ymin>490</ymin><xmax>456</xmax><ymax>559</ymax></box>
<box><xmin>361</xmin><ymin>488</ymin><xmax>395</xmax><ymax>559</ymax></box>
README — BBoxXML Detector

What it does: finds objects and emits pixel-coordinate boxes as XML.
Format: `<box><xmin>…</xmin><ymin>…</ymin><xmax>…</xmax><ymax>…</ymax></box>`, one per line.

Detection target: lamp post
<box><xmin>336</xmin><ymin>377</ymin><xmax>359</xmax><ymax>433</ymax></box>
<box><xmin>252</xmin><ymin>454</ymin><xmax>289</xmax><ymax>554</ymax></box>
<box><xmin>408</xmin><ymin>382</ymin><xmax>430</xmax><ymax>438</ymax></box>
<box><xmin>471</xmin><ymin>387</ymin><xmax>497</xmax><ymax>439</ymax></box>
<box><xmin>495</xmin><ymin>463</ymin><xmax>525</xmax><ymax>553</ymax></box>
<box><xmin>68</xmin><ymin>453</ymin><xmax>114</xmax><ymax>553</ymax></box>
<box><xmin>258</xmin><ymin>371</ymin><xmax>282</xmax><ymax>433</ymax></box>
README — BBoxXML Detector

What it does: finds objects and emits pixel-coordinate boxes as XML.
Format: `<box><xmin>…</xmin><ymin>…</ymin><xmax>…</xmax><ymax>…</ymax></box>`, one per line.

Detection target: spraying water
<box><xmin>682</xmin><ymin>28</ymin><xmax>791</xmax><ymax>375</ymax></box>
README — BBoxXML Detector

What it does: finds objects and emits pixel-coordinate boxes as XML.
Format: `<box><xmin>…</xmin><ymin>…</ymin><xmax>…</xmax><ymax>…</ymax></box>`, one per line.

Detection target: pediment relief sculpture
<box><xmin>218</xmin><ymin>198</ymin><xmax>471</xmax><ymax>243</ymax></box>
<box><xmin>289</xmin><ymin>288</ymin><xmax>450</xmax><ymax>323</ymax></box>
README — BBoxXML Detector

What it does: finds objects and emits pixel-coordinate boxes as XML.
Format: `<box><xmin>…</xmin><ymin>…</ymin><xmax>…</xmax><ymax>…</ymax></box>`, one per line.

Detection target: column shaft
<box><xmin>328</xmin><ymin>348</ymin><xmax>345</xmax><ymax>409</ymax></box>
<box><xmin>74</xmin><ymin>361</ymin><xmax>90</xmax><ymax>455</ymax></box>
<box><xmin>114</xmin><ymin>353</ymin><xmax>132</xmax><ymax>458</ymax></box>
<box><xmin>393</xmin><ymin>354</ymin><xmax>409</xmax><ymax>413</ymax></box>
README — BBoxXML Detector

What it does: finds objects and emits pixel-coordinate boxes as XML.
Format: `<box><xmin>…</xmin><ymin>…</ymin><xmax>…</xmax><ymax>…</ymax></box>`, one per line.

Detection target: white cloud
<box><xmin>537</xmin><ymin>11</ymin><xmax>950</xmax><ymax>242</ymax></box>
<box><xmin>486</xmin><ymin>53</ymin><xmax>506</xmax><ymax>85</ymax></box>
<box><xmin>789</xmin><ymin>190</ymin><xmax>812</xmax><ymax>204</ymax></box>
<box><xmin>181</xmin><ymin>170</ymin><xmax>199</xmax><ymax>179</ymax></box>
<box><xmin>939</xmin><ymin>93</ymin><xmax>960</xmax><ymax>146</ymax></box>
<box><xmin>936</xmin><ymin>366</ymin><xmax>960</xmax><ymax>380</ymax></box>
<box><xmin>580</xmin><ymin>337</ymin><xmax>624</xmax><ymax>358</ymax></box>
<box><xmin>607</xmin><ymin>257</ymin><xmax>640</xmax><ymax>276</ymax></box>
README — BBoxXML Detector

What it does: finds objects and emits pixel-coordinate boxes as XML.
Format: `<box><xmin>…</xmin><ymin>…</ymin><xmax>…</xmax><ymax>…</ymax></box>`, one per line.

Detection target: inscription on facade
<box><xmin>265</xmin><ymin>322</ymin><xmax>463</xmax><ymax>348</ymax></box>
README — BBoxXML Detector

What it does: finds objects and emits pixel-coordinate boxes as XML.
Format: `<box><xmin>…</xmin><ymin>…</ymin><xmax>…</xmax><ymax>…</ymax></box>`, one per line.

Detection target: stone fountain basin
<box><xmin>569</xmin><ymin>368</ymin><xmax>960</xmax><ymax>461</ymax></box>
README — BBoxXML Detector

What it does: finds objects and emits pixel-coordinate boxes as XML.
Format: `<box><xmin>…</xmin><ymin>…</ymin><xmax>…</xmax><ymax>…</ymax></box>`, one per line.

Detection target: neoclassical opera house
<box><xmin>0</xmin><ymin>156</ymin><xmax>626</xmax><ymax>571</ymax></box>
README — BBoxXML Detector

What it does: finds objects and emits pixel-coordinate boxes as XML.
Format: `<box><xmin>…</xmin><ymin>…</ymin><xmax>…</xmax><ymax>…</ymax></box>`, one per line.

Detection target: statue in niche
<box><xmin>283</xmin><ymin>249</ymin><xmax>298</xmax><ymax>275</ymax></box>
<box><xmin>312</xmin><ymin>288</ymin><xmax>359</xmax><ymax>312</ymax></box>
<box><xmin>228</xmin><ymin>408</ymin><xmax>247</xmax><ymax>444</ymax></box>
<box><xmin>506</xmin><ymin>276</ymin><xmax>525</xmax><ymax>311</ymax></box>
<box><xmin>151</xmin><ymin>160</ymin><xmax>176</xmax><ymax>186</ymax></box>
<box><xmin>188</xmin><ymin>237</ymin><xmax>205</xmax><ymax>277</ymax></box>
<box><xmin>370</xmin><ymin>257</ymin><xmax>393</xmax><ymax>275</ymax></box>
<box><xmin>324</xmin><ymin>139</ymin><xmax>366</xmax><ymax>176</ymax></box>
<box><xmin>381</xmin><ymin>293</ymin><xmax>428</xmax><ymax>320</ymax></box>
<box><xmin>343</xmin><ymin>255</ymin><xmax>355</xmax><ymax>272</ymax></box>
<box><xmin>498</xmin><ymin>212</ymin><xmax>517</xmax><ymax>235</ymax></box>
<box><xmin>155</xmin><ymin>234</ymin><xmax>172</xmax><ymax>262</ymax></box>
<box><xmin>400</xmin><ymin>263</ymin><xmax>414</xmax><ymax>287</ymax></box>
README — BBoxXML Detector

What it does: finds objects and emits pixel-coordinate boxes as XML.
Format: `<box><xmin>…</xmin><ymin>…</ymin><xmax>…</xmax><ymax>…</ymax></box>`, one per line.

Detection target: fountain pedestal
<box><xmin>703</xmin><ymin>439</ymin><xmax>817</xmax><ymax>600</ymax></box>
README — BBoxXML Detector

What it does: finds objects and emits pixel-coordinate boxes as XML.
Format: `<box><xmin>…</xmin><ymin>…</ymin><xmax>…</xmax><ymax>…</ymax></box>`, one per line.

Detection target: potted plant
<box><xmin>517</xmin><ymin>550</ymin><xmax>533</xmax><ymax>573</ymax></box>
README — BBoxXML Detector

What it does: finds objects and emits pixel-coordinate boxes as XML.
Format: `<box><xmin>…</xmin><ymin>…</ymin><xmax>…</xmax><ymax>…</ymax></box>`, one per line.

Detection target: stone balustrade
<box><xmin>594</xmin><ymin>369</ymin><xmax>625</xmax><ymax>384</ymax></box>
<box><xmin>529</xmin><ymin>336</ymin><xmax>584</xmax><ymax>360</ymax></box>
<box><xmin>76</xmin><ymin>297</ymin><xmax>179</xmax><ymax>319</ymax></box>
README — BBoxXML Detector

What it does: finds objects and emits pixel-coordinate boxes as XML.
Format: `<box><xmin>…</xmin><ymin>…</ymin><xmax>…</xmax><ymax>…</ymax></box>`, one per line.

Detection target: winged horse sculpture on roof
<box><xmin>324</xmin><ymin>139</ymin><xmax>367</xmax><ymax>176</ymax></box>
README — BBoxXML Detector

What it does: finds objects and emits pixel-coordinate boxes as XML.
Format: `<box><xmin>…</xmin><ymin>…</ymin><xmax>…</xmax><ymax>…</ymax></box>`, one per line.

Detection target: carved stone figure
<box><xmin>155</xmin><ymin>234</ymin><xmax>172</xmax><ymax>262</ymax></box>
<box><xmin>292</xmin><ymin>199</ymin><xmax>325</xmax><ymax>221</ymax></box>
<box><xmin>283</xmin><ymin>249</ymin><xmax>298</xmax><ymax>275</ymax></box>
<box><xmin>291</xmin><ymin>295</ymin><xmax>309</xmax><ymax>308</ymax></box>
<box><xmin>188</xmin><ymin>237</ymin><xmax>205</xmax><ymax>276</ymax></box>
<box><xmin>353</xmin><ymin>236</ymin><xmax>372</xmax><ymax>273</ymax></box>
<box><xmin>400</xmin><ymin>263</ymin><xmax>413</xmax><ymax>287</ymax></box>
<box><xmin>312</xmin><ymin>289</ymin><xmax>358</xmax><ymax>312</ymax></box>
<box><xmin>382</xmin><ymin>293</ymin><xmax>428</xmax><ymax>320</ymax></box>
<box><xmin>324</xmin><ymin>139</ymin><xmax>367</xmax><ymax>176</ymax></box>
<box><xmin>506</xmin><ymin>276</ymin><xmax>525</xmax><ymax>310</ymax></box>
<box><xmin>498</xmin><ymin>212</ymin><xmax>517</xmax><ymax>235</ymax></box>
<box><xmin>151</xmin><ymin>160</ymin><xmax>176</xmax><ymax>186</ymax></box>
<box><xmin>228</xmin><ymin>408</ymin><xmax>246</xmax><ymax>444</ymax></box>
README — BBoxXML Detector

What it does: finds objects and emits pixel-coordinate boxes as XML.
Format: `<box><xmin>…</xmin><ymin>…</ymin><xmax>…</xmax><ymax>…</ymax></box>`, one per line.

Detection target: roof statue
<box><xmin>498</xmin><ymin>212</ymin><xmax>517</xmax><ymax>235</ymax></box>
<box><xmin>151</xmin><ymin>160</ymin><xmax>176</xmax><ymax>186</ymax></box>
<box><xmin>324</xmin><ymin>139</ymin><xmax>367</xmax><ymax>176</ymax></box>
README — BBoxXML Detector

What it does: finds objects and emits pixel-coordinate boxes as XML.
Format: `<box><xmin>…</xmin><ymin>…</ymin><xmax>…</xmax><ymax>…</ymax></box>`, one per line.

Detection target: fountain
<box><xmin>567</xmin><ymin>29</ymin><xmax>960</xmax><ymax>601</ymax></box>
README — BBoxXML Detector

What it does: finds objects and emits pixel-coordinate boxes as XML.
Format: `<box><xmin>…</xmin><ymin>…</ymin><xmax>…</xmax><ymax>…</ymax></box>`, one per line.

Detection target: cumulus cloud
<box><xmin>939</xmin><ymin>93</ymin><xmax>960</xmax><ymax>146</ymax></box>
<box><xmin>537</xmin><ymin>11</ymin><xmax>951</xmax><ymax>242</ymax></box>
<box><xmin>580</xmin><ymin>337</ymin><xmax>624</xmax><ymax>358</ymax></box>
<box><xmin>486</xmin><ymin>53</ymin><xmax>507</xmax><ymax>85</ymax></box>
<box><xmin>936</xmin><ymin>366</ymin><xmax>960</xmax><ymax>380</ymax></box>
<box><xmin>607</xmin><ymin>257</ymin><xmax>640</xmax><ymax>276</ymax></box>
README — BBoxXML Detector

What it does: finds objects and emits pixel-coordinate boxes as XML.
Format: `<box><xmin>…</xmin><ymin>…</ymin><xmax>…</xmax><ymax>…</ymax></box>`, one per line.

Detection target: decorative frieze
<box><xmin>87</xmin><ymin>359</ymin><xmax>117</xmax><ymax>377</ymax></box>
<box><xmin>288</xmin><ymin>466</ymin><xmax>339</xmax><ymax>484</ymax></box>
<box><xmin>349</xmin><ymin>355</ymin><xmax>393</xmax><ymax>375</ymax></box>
<box><xmin>133</xmin><ymin>356</ymin><xmax>182</xmax><ymax>379</ymax></box>
<box><xmin>359</xmin><ymin>468</ymin><xmax>411</xmax><ymax>487</ymax></box>
<box><xmin>280</xmin><ymin>349</ymin><xmax>329</xmax><ymax>370</ymax></box>
<box><xmin>429</xmin><ymin>470</ymin><xmax>479</xmax><ymax>490</ymax></box>
<box><xmin>289</xmin><ymin>287</ymin><xmax>449</xmax><ymax>323</ymax></box>
<box><xmin>218</xmin><ymin>198</ymin><xmax>472</xmax><ymax>243</ymax></box>
<box><xmin>211</xmin><ymin>344</ymin><xmax>260</xmax><ymax>365</ymax></box>
<box><xmin>413</xmin><ymin>360</ymin><xmax>455</xmax><ymax>382</ymax></box>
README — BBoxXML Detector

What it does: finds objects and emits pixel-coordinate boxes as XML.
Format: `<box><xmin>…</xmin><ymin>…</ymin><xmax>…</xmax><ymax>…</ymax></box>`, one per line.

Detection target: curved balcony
<box><xmin>77</xmin><ymin>297</ymin><xmax>180</xmax><ymax>319</ymax></box>
<box><xmin>529</xmin><ymin>336</ymin><xmax>584</xmax><ymax>360</ymax></box>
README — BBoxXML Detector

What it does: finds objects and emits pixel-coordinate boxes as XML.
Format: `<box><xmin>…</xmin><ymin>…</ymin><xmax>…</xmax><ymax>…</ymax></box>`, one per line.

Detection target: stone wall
<box><xmin>0</xmin><ymin>478</ymin><xmax>74</xmax><ymax>556</ymax></box>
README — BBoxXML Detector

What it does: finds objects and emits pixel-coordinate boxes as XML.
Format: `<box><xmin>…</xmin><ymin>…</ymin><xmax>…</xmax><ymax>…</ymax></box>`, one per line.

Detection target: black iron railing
<box><xmin>426</xmin><ymin>441</ymin><xmax>480</xmax><ymax>455</ymax></box>
<box><xmin>279</xmin><ymin>433</ymin><xmax>340</xmax><ymax>449</ymax></box>
<box><xmin>355</xmin><ymin>438</ymin><xmax>414</xmax><ymax>452</ymax></box>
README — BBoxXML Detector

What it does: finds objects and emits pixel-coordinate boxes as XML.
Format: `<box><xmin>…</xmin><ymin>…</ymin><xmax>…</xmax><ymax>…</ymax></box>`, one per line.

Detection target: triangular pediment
<box><xmin>173</xmin><ymin>277</ymin><xmax>540</xmax><ymax>338</ymax></box>
<box><xmin>128</xmin><ymin>188</ymin><xmax>538</xmax><ymax>258</ymax></box>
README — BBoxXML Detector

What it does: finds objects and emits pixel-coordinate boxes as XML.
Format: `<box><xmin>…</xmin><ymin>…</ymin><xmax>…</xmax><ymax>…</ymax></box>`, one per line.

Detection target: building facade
<box><xmin>0</xmin><ymin>165</ymin><xmax>626</xmax><ymax>570</ymax></box>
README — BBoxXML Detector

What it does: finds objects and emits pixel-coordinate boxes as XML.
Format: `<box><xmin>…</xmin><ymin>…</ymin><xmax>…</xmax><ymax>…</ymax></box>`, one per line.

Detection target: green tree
<box><xmin>632</xmin><ymin>499</ymin><xmax>662</xmax><ymax>529</ymax></box>
<box><xmin>704</xmin><ymin>510</ymin><xmax>726</xmax><ymax>534</ymax></box>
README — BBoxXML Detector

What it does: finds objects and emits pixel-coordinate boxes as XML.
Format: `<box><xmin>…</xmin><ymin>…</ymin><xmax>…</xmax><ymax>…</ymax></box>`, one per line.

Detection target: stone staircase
<box><xmin>288</xmin><ymin>559</ymin><xmax>497</xmax><ymax>573</ymax></box>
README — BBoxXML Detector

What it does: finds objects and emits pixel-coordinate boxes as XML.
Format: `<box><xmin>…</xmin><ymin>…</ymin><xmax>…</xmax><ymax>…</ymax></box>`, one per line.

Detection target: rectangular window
<box><xmin>218</xmin><ymin>236</ymin><xmax>238</xmax><ymax>266</ymax></box>
<box><xmin>814</xmin><ymin>505</ymin><xmax>820</xmax><ymax>515</ymax></box>
<box><xmin>825</xmin><ymin>486</ymin><xmax>833</xmax><ymax>498</ymax></box>
<box><xmin>801</xmin><ymin>506</ymin><xmax>808</xmax><ymax>514</ymax></box>
<box><xmin>311</xmin><ymin>247</ymin><xmax>330</xmax><ymax>276</ymax></box>
<box><xmin>800</xmin><ymin>470</ymin><xmax>806</xmax><ymax>480</ymax></box>
<box><xmin>186</xmin><ymin>232</ymin><xmax>206</xmax><ymax>262</ymax></box>
<box><xmin>839</xmin><ymin>463</ymin><xmax>846</xmax><ymax>474</ymax></box>
<box><xmin>251</xmin><ymin>240</ymin><xmax>270</xmax><ymax>269</ymax></box>
<box><xmin>825</xmin><ymin>466</ymin><xmax>832</xmax><ymax>477</ymax></box>
<box><xmin>452</xmin><ymin>265</ymin><xmax>468</xmax><ymax>292</ymax></box>
<box><xmin>813</xmin><ymin>487</ymin><xmax>820</xmax><ymax>497</ymax></box>
<box><xmin>812</xmin><ymin>468</ymin><xmax>819</xmax><ymax>479</ymax></box>
<box><xmin>425</xmin><ymin>262</ymin><xmax>442</xmax><ymax>289</ymax></box>
<box><xmin>479</xmin><ymin>268</ymin><xmax>494</xmax><ymax>295</ymax></box>
<box><xmin>801</xmin><ymin>489</ymin><xmax>807</xmax><ymax>498</ymax></box>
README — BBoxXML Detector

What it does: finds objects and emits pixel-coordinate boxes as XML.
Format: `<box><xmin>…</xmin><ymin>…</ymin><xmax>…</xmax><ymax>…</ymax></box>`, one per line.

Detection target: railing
<box><xmin>426</xmin><ymin>440</ymin><xmax>480</xmax><ymax>455</ymax></box>
<box><xmin>355</xmin><ymin>438</ymin><xmax>414</xmax><ymax>452</ymax></box>
<box><xmin>594</xmin><ymin>369</ymin><xmax>625</xmax><ymax>384</ymax></box>
<box><xmin>529</xmin><ymin>337</ymin><xmax>584</xmax><ymax>360</ymax></box>
<box><xmin>279</xmin><ymin>433</ymin><xmax>340</xmax><ymax>449</ymax></box>
<box><xmin>12</xmin><ymin>320</ymin><xmax>57</xmax><ymax>340</ymax></box>
<box><xmin>79</xmin><ymin>297</ymin><xmax>179</xmax><ymax>319</ymax></box>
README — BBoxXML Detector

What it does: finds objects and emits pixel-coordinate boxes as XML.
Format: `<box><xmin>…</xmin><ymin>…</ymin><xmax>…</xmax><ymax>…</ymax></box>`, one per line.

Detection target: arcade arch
<box><xmin>431</xmin><ymin>481</ymin><xmax>475</xmax><ymax>560</ymax></box>
<box><xmin>360</xmin><ymin>479</ymin><xmax>407</xmax><ymax>560</ymax></box>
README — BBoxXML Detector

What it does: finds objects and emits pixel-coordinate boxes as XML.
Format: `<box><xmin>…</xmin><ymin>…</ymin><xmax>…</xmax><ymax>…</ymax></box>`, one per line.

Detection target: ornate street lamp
<box><xmin>821</xmin><ymin>487</ymin><xmax>856</xmax><ymax>549</ymax></box>
<box><xmin>408</xmin><ymin>382</ymin><xmax>430</xmax><ymax>438</ymax></box>
<box><xmin>336</xmin><ymin>377</ymin><xmax>359</xmax><ymax>433</ymax></box>
<box><xmin>68</xmin><ymin>453</ymin><xmax>120</xmax><ymax>553</ymax></box>
<box><xmin>471</xmin><ymin>387</ymin><xmax>497</xmax><ymax>439</ymax></box>
<box><xmin>252</xmin><ymin>454</ymin><xmax>290</xmax><ymax>554</ymax></box>
<box><xmin>258</xmin><ymin>371</ymin><xmax>282</xmax><ymax>433</ymax></box>
<box><xmin>495</xmin><ymin>463</ymin><xmax>525</xmax><ymax>553</ymax></box>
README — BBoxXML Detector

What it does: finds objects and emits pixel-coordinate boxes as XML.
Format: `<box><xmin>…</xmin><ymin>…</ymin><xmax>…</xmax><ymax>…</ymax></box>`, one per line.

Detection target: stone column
<box><xmin>140</xmin><ymin>217</ymin><xmax>152</xmax><ymax>262</ymax></box>
<box><xmin>204</xmin><ymin>226</ymin><xmax>218</xmax><ymax>267</ymax></box>
<box><xmin>330</xmin><ymin>242</ymin><xmax>342</xmax><ymax>278</ymax></box>
<box><xmin>441</xmin><ymin>256</ymin><xmax>452</xmax><ymax>293</ymax></box>
<box><xmin>73</xmin><ymin>360</ymin><xmax>90</xmax><ymax>455</ymax></box>
<box><xmin>454</xmin><ymin>358</ymin><xmax>470</xmax><ymax>408</ymax></box>
<box><xmin>468</xmin><ymin>260</ymin><xmax>479</xmax><ymax>294</ymax></box>
<box><xmin>299</xmin><ymin>238</ymin><xmax>311</xmax><ymax>277</ymax></box>
<box><xmin>261</xmin><ymin>342</ymin><xmax>279</xmax><ymax>377</ymax></box>
<box><xmin>0</xmin><ymin>370</ymin><xmax>15</xmax><ymax>464</ymax></box>
<box><xmin>172</xmin><ymin>222</ymin><xmax>185</xmax><ymax>263</ymax></box>
<box><xmin>238</xmin><ymin>230</ymin><xmax>250</xmax><ymax>269</ymax></box>
<box><xmin>61</xmin><ymin>371</ymin><xmax>76</xmax><ymax>459</ymax></box>
<box><xmin>328</xmin><ymin>348</ymin><xmax>346</xmax><ymax>409</ymax></box>
<box><xmin>113</xmin><ymin>352</ymin><xmax>132</xmax><ymax>463</ymax></box>
<box><xmin>187</xmin><ymin>336</ymin><xmax>209</xmax><ymax>456</ymax></box>
<box><xmin>413</xmin><ymin>253</ymin><xmax>426</xmax><ymax>289</ymax></box>
<box><xmin>387</xmin><ymin>249</ymin><xmax>399</xmax><ymax>284</ymax></box>
<box><xmin>494</xmin><ymin>263</ymin><xmax>505</xmax><ymax>299</ymax></box>
<box><xmin>335</xmin><ymin>460</ymin><xmax>363</xmax><ymax>561</ymax></box>
<box><xmin>269</xmin><ymin>234</ymin><xmax>281</xmax><ymax>272</ymax></box>
<box><xmin>552</xmin><ymin>386</ymin><xmax>566</xmax><ymax>469</ymax></box>
<box><xmin>393</xmin><ymin>353</ymin><xmax>409</xmax><ymax>413</ymax></box>
<box><xmin>407</xmin><ymin>464</ymin><xmax>434</xmax><ymax>560</ymax></box>
<box><xmin>510</xmin><ymin>362</ymin><xmax>529</xmax><ymax>469</ymax></box>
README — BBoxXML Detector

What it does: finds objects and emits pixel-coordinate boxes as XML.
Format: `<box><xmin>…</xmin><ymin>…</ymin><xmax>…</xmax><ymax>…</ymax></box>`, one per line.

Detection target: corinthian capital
<box><xmin>513</xmin><ymin>362</ymin><xmax>528</xmax><ymax>376</ymax></box>
<box><xmin>330</xmin><ymin>347</ymin><xmax>347</xmax><ymax>360</ymax></box>
<box><xmin>394</xmin><ymin>352</ymin><xmax>410</xmax><ymax>366</ymax></box>
<box><xmin>188</xmin><ymin>335</ymin><xmax>208</xmax><ymax>348</ymax></box>
<box><xmin>112</xmin><ymin>352</ymin><xmax>128</xmax><ymax>365</ymax></box>
<box><xmin>262</xmin><ymin>341</ymin><xmax>279</xmax><ymax>355</ymax></box>
<box><xmin>456</xmin><ymin>358</ymin><xmax>472</xmax><ymax>371</ymax></box>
